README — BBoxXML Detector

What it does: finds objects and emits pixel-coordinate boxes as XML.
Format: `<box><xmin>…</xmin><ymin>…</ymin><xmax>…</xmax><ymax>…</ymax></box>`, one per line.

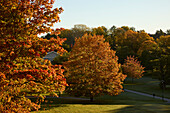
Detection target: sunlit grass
<box><xmin>31</xmin><ymin>91</ymin><xmax>170</xmax><ymax>113</ymax></box>
<box><xmin>34</xmin><ymin>104</ymin><xmax>132</xmax><ymax>113</ymax></box>
<box><xmin>30</xmin><ymin>76</ymin><xmax>170</xmax><ymax>113</ymax></box>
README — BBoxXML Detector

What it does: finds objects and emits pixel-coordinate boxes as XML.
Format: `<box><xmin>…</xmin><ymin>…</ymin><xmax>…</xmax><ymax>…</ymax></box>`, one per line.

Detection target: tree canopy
<box><xmin>0</xmin><ymin>0</ymin><xmax>67</xmax><ymax>112</ymax></box>
<box><xmin>151</xmin><ymin>35</ymin><xmax>170</xmax><ymax>87</ymax></box>
<box><xmin>122</xmin><ymin>56</ymin><xmax>145</xmax><ymax>79</ymax></box>
<box><xmin>64</xmin><ymin>34</ymin><xmax>126</xmax><ymax>101</ymax></box>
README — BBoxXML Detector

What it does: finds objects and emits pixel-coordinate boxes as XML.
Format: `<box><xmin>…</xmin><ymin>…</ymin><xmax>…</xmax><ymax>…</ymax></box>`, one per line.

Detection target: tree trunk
<box><xmin>90</xmin><ymin>97</ymin><xmax>93</xmax><ymax>102</ymax></box>
<box><xmin>59</xmin><ymin>92</ymin><xmax>61</xmax><ymax>97</ymax></box>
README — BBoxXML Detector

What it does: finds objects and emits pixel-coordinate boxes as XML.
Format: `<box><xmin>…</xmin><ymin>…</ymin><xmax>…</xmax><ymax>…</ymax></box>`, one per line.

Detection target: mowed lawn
<box><xmin>31</xmin><ymin>91</ymin><xmax>170</xmax><ymax>113</ymax></box>
<box><xmin>124</xmin><ymin>76</ymin><xmax>170</xmax><ymax>99</ymax></box>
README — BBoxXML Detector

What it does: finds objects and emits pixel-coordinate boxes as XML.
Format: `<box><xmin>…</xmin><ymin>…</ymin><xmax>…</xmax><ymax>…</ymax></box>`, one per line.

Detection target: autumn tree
<box><xmin>0</xmin><ymin>0</ymin><xmax>67</xmax><ymax>112</ymax></box>
<box><xmin>120</xmin><ymin>30</ymin><xmax>154</xmax><ymax>54</ymax></box>
<box><xmin>122</xmin><ymin>56</ymin><xmax>145</xmax><ymax>82</ymax></box>
<box><xmin>92</xmin><ymin>26</ymin><xmax>108</xmax><ymax>37</ymax></box>
<box><xmin>64</xmin><ymin>34</ymin><xmax>126</xmax><ymax>101</ymax></box>
<box><xmin>113</xmin><ymin>29</ymin><xmax>154</xmax><ymax>64</ymax></box>
<box><xmin>107</xmin><ymin>26</ymin><xmax>136</xmax><ymax>50</ymax></box>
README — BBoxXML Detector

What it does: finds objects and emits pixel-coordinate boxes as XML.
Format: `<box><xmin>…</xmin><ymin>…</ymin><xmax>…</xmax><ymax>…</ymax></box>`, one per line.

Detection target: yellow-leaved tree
<box><xmin>64</xmin><ymin>34</ymin><xmax>126</xmax><ymax>101</ymax></box>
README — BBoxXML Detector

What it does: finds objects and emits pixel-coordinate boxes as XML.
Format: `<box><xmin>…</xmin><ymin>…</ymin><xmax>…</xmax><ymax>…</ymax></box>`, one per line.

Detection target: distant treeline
<box><xmin>42</xmin><ymin>24</ymin><xmax>170</xmax><ymax>88</ymax></box>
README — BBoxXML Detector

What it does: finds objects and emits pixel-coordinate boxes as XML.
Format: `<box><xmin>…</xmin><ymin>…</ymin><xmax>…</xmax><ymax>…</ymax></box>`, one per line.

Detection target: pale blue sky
<box><xmin>53</xmin><ymin>0</ymin><xmax>170</xmax><ymax>34</ymax></box>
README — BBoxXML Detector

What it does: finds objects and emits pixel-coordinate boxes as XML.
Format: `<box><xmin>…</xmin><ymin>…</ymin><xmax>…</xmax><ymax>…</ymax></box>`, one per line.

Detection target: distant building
<box><xmin>43</xmin><ymin>51</ymin><xmax>59</xmax><ymax>61</ymax></box>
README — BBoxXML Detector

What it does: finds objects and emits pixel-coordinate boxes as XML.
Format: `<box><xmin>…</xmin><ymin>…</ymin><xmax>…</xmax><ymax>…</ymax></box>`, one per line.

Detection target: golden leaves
<box><xmin>64</xmin><ymin>34</ymin><xmax>126</xmax><ymax>97</ymax></box>
<box><xmin>114</xmin><ymin>29</ymin><xmax>154</xmax><ymax>53</ymax></box>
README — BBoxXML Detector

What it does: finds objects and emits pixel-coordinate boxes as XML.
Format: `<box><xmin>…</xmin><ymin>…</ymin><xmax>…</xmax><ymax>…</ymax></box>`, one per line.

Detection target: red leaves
<box><xmin>0</xmin><ymin>72</ymin><xmax>6</xmax><ymax>79</ymax></box>
<box><xmin>0</xmin><ymin>0</ymin><xmax>66</xmax><ymax>112</ymax></box>
<box><xmin>36</xmin><ymin>52</ymin><xmax>40</xmax><ymax>56</ymax></box>
<box><xmin>26</xmin><ymin>74</ymin><xmax>34</xmax><ymax>80</ymax></box>
<box><xmin>41</xmin><ymin>48</ymin><xmax>46</xmax><ymax>54</ymax></box>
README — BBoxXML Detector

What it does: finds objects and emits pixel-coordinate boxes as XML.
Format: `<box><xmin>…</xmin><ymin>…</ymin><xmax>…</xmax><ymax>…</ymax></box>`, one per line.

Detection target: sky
<box><xmin>52</xmin><ymin>0</ymin><xmax>170</xmax><ymax>34</ymax></box>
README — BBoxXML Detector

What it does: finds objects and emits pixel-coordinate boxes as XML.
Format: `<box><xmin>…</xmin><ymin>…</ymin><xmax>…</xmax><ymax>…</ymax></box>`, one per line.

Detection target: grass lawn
<box><xmin>31</xmin><ymin>91</ymin><xmax>170</xmax><ymax>113</ymax></box>
<box><xmin>124</xmin><ymin>76</ymin><xmax>170</xmax><ymax>99</ymax></box>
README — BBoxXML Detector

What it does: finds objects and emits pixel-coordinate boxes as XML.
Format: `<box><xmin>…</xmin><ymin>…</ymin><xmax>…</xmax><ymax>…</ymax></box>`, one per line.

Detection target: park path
<box><xmin>124</xmin><ymin>89</ymin><xmax>170</xmax><ymax>103</ymax></box>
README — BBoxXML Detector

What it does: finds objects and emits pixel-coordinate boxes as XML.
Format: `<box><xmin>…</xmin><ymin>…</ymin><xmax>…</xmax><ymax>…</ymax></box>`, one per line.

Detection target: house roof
<box><xmin>46</xmin><ymin>51</ymin><xmax>58</xmax><ymax>55</ymax></box>
<box><xmin>43</xmin><ymin>51</ymin><xmax>59</xmax><ymax>61</ymax></box>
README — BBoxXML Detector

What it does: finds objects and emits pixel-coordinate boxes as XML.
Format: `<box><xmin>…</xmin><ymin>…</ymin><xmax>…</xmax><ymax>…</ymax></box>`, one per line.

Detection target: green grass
<box><xmin>31</xmin><ymin>91</ymin><xmax>170</xmax><ymax>113</ymax></box>
<box><xmin>124</xmin><ymin>76</ymin><xmax>170</xmax><ymax>99</ymax></box>
<box><xmin>30</xmin><ymin>76</ymin><xmax>170</xmax><ymax>113</ymax></box>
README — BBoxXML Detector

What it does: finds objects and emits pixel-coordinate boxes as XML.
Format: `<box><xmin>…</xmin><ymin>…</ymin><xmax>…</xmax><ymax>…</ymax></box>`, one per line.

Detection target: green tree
<box><xmin>42</xmin><ymin>33</ymin><xmax>57</xmax><ymax>40</ymax></box>
<box><xmin>109</xmin><ymin>25</ymin><xmax>116</xmax><ymax>35</ymax></box>
<box><xmin>58</xmin><ymin>24</ymin><xmax>90</xmax><ymax>48</ymax></box>
<box><xmin>137</xmin><ymin>40</ymin><xmax>158</xmax><ymax>71</ymax></box>
<box><xmin>151</xmin><ymin>35</ymin><xmax>170</xmax><ymax>88</ymax></box>
<box><xmin>64</xmin><ymin>34</ymin><xmax>126</xmax><ymax>101</ymax></box>
<box><xmin>121</xmin><ymin>26</ymin><xmax>130</xmax><ymax>31</ymax></box>
<box><xmin>52</xmin><ymin>52</ymin><xmax>70</xmax><ymax>65</ymax></box>
<box><xmin>113</xmin><ymin>29</ymin><xmax>154</xmax><ymax>64</ymax></box>
<box><xmin>116</xmin><ymin>46</ymin><xmax>136</xmax><ymax>64</ymax></box>
<box><xmin>153</xmin><ymin>29</ymin><xmax>166</xmax><ymax>40</ymax></box>
<box><xmin>72</xmin><ymin>24</ymin><xmax>90</xmax><ymax>43</ymax></box>
<box><xmin>59</xmin><ymin>29</ymin><xmax>74</xmax><ymax>49</ymax></box>
<box><xmin>166</xmin><ymin>29</ymin><xmax>170</xmax><ymax>35</ymax></box>
<box><xmin>42</xmin><ymin>32</ymin><xmax>71</xmax><ymax>52</ymax></box>
<box><xmin>92</xmin><ymin>26</ymin><xmax>108</xmax><ymax>37</ymax></box>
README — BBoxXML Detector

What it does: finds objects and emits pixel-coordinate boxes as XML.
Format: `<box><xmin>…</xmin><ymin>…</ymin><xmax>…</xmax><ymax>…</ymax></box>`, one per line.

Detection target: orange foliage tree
<box><xmin>0</xmin><ymin>0</ymin><xmax>67</xmax><ymax>112</ymax></box>
<box><xmin>64</xmin><ymin>34</ymin><xmax>126</xmax><ymax>101</ymax></box>
<box><xmin>122</xmin><ymin>56</ymin><xmax>145</xmax><ymax>81</ymax></box>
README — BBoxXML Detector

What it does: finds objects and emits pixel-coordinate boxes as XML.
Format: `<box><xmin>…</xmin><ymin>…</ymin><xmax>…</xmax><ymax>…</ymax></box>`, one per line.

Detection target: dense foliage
<box><xmin>151</xmin><ymin>35</ymin><xmax>170</xmax><ymax>88</ymax></box>
<box><xmin>0</xmin><ymin>0</ymin><xmax>67</xmax><ymax>112</ymax></box>
<box><xmin>122</xmin><ymin>56</ymin><xmax>145</xmax><ymax>79</ymax></box>
<box><xmin>43</xmin><ymin>24</ymin><xmax>170</xmax><ymax>88</ymax></box>
<box><xmin>64</xmin><ymin>34</ymin><xmax>126</xmax><ymax>101</ymax></box>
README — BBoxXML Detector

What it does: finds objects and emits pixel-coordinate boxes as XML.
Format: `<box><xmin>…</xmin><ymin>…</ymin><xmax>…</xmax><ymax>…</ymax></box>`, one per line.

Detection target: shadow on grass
<box><xmin>30</xmin><ymin>91</ymin><xmax>170</xmax><ymax>113</ymax></box>
<box><xmin>105</xmin><ymin>106</ymin><xmax>156</xmax><ymax>113</ymax></box>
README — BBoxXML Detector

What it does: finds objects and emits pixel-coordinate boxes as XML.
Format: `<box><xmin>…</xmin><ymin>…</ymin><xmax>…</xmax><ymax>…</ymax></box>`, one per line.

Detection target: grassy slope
<box><xmin>31</xmin><ymin>91</ymin><xmax>170</xmax><ymax>113</ymax></box>
<box><xmin>124</xmin><ymin>77</ymin><xmax>170</xmax><ymax>99</ymax></box>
